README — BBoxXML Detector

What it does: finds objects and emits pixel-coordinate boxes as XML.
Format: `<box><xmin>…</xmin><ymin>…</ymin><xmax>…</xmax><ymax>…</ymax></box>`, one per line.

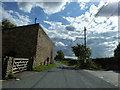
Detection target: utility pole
<box><xmin>35</xmin><ymin>18</ymin><xmax>37</xmax><ymax>24</ymax></box>
<box><xmin>84</xmin><ymin>26</ymin><xmax>87</xmax><ymax>47</ymax></box>
<box><xmin>84</xmin><ymin>26</ymin><xmax>87</xmax><ymax>63</ymax></box>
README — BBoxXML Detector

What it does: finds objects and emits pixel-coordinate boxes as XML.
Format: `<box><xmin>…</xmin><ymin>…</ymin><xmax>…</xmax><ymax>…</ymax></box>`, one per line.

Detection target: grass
<box><xmin>4</xmin><ymin>72</ymin><xmax>15</xmax><ymax>80</ymax></box>
<box><xmin>57</xmin><ymin>61</ymin><xmax>70</xmax><ymax>66</ymax></box>
<box><xmin>57</xmin><ymin>60</ymin><xmax>104</xmax><ymax>71</ymax></box>
<box><xmin>64</xmin><ymin>58</ymin><xmax>78</xmax><ymax>60</ymax></box>
<box><xmin>32</xmin><ymin>63</ymin><xmax>57</xmax><ymax>72</ymax></box>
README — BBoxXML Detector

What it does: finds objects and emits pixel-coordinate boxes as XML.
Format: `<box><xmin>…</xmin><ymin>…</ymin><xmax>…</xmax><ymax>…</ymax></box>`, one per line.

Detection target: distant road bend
<box><xmin>3</xmin><ymin>61</ymin><xmax>118</xmax><ymax>88</ymax></box>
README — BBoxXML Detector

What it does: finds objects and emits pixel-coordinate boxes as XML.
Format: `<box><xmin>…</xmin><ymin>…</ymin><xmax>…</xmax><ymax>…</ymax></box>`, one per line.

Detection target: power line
<box><xmin>93</xmin><ymin>8</ymin><xmax>118</xmax><ymax>31</ymax></box>
<box><xmin>86</xmin><ymin>2</ymin><xmax>108</xmax><ymax>28</ymax></box>
<box><xmin>75</xmin><ymin>2</ymin><xmax>108</xmax><ymax>47</ymax></box>
<box><xmin>86</xmin><ymin>7</ymin><xmax>118</xmax><ymax>45</ymax></box>
<box><xmin>85</xmin><ymin>1</ymin><xmax>118</xmax><ymax>43</ymax></box>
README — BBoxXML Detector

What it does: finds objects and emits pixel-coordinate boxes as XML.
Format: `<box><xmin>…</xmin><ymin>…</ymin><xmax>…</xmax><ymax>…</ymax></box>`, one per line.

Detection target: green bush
<box><xmin>55</xmin><ymin>50</ymin><xmax>64</xmax><ymax>61</ymax></box>
<box><xmin>4</xmin><ymin>72</ymin><xmax>15</xmax><ymax>80</ymax></box>
<box><xmin>7</xmin><ymin>72</ymin><xmax>15</xmax><ymax>79</ymax></box>
<box><xmin>4</xmin><ymin>76</ymin><xmax>9</xmax><ymax>80</ymax></box>
<box><xmin>76</xmin><ymin>59</ymin><xmax>103</xmax><ymax>70</ymax></box>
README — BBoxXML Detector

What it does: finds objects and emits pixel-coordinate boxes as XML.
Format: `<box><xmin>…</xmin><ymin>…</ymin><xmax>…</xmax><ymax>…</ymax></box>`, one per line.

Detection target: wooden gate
<box><xmin>12</xmin><ymin>58</ymin><xmax>29</xmax><ymax>74</ymax></box>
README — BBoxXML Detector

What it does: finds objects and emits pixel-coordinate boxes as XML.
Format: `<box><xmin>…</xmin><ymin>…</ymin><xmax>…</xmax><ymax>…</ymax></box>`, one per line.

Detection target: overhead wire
<box><xmin>73</xmin><ymin>1</ymin><xmax>108</xmax><ymax>44</ymax></box>
<box><xmin>86</xmin><ymin>8</ymin><xmax>118</xmax><ymax>45</ymax></box>
<box><xmin>86</xmin><ymin>1</ymin><xmax>110</xmax><ymax>28</ymax></box>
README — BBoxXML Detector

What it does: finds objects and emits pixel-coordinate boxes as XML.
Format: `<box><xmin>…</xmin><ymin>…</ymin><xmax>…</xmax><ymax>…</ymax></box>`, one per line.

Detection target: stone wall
<box><xmin>0</xmin><ymin>29</ymin><xmax>2</xmax><ymax>80</ymax></box>
<box><xmin>5</xmin><ymin>56</ymin><xmax>13</xmax><ymax>77</ymax></box>
<box><xmin>2</xmin><ymin>56</ymin><xmax>13</xmax><ymax>78</ymax></box>
<box><xmin>33</xmin><ymin>26</ymin><xmax>55</xmax><ymax>68</ymax></box>
<box><xmin>2</xmin><ymin>24</ymin><xmax>39</xmax><ymax>58</ymax></box>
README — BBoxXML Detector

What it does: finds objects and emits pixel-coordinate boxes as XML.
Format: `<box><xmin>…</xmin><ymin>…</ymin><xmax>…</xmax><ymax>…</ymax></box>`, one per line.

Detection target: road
<box><xmin>2</xmin><ymin>62</ymin><xmax>118</xmax><ymax>88</ymax></box>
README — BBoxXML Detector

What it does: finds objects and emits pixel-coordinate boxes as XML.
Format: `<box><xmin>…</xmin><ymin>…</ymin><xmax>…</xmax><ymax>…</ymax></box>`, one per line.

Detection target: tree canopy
<box><xmin>2</xmin><ymin>19</ymin><xmax>16</xmax><ymax>29</ymax></box>
<box><xmin>72</xmin><ymin>44</ymin><xmax>91</xmax><ymax>61</ymax></box>
<box><xmin>55</xmin><ymin>50</ymin><xmax>64</xmax><ymax>61</ymax></box>
<box><xmin>114</xmin><ymin>43</ymin><xmax>120</xmax><ymax>60</ymax></box>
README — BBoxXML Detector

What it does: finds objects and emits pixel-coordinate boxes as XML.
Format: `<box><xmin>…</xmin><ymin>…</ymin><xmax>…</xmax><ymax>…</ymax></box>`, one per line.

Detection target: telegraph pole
<box><xmin>84</xmin><ymin>26</ymin><xmax>87</xmax><ymax>47</ymax></box>
<box><xmin>35</xmin><ymin>18</ymin><xmax>37</xmax><ymax>24</ymax></box>
<box><xmin>84</xmin><ymin>26</ymin><xmax>87</xmax><ymax>63</ymax></box>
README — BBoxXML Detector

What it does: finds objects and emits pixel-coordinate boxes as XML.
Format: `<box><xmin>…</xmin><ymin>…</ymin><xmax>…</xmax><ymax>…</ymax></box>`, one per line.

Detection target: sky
<box><xmin>1</xmin><ymin>0</ymin><xmax>119</xmax><ymax>58</ymax></box>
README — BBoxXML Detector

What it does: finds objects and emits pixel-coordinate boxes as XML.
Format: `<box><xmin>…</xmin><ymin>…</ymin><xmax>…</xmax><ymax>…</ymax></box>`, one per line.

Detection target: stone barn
<box><xmin>2</xmin><ymin>23</ymin><xmax>55</xmax><ymax>68</ymax></box>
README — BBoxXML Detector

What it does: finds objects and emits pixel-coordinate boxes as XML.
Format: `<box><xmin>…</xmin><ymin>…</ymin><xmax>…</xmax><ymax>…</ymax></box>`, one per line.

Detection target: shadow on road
<box><xmin>113</xmin><ymin>70</ymin><xmax>120</xmax><ymax>73</ymax></box>
<box><xmin>57</xmin><ymin>66</ymin><xmax>80</xmax><ymax>70</ymax></box>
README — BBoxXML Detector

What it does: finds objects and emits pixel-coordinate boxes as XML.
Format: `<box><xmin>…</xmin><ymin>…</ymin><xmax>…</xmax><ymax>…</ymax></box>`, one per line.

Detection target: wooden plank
<box><xmin>14</xmin><ymin>63</ymin><xmax>27</xmax><ymax>66</ymax></box>
<box><xmin>15</xmin><ymin>62</ymin><xmax>28</xmax><ymax>64</ymax></box>
<box><xmin>12</xmin><ymin>58</ymin><xmax>29</xmax><ymax>73</ymax></box>
<box><xmin>14</xmin><ymin>58</ymin><xmax>29</xmax><ymax>60</ymax></box>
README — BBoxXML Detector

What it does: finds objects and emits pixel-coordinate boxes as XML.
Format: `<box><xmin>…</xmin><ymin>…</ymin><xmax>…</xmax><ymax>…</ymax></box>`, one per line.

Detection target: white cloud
<box><xmin>1</xmin><ymin>7</ymin><xmax>31</xmax><ymax>26</ymax></box>
<box><xmin>43</xmin><ymin>20</ymin><xmax>82</xmax><ymax>41</ymax></box>
<box><xmin>63</xmin><ymin>2</ymin><xmax>118</xmax><ymax>58</ymax></box>
<box><xmin>41</xmin><ymin>1</ymin><xmax>118</xmax><ymax>58</ymax></box>
<box><xmin>55</xmin><ymin>42</ymin><xmax>67</xmax><ymax>46</ymax></box>
<box><xmin>96</xmin><ymin>2</ymin><xmax>119</xmax><ymax>17</ymax></box>
<box><xmin>89</xmin><ymin>4</ymin><xmax>98</xmax><ymax>16</ymax></box>
<box><xmin>77</xmin><ymin>0</ymin><xmax>90</xmax><ymax>2</ymax></box>
<box><xmin>18</xmin><ymin>1</ymin><xmax>68</xmax><ymax>14</ymax></box>
<box><xmin>36</xmin><ymin>2</ymin><xmax>67</xmax><ymax>15</ymax></box>
<box><xmin>18</xmin><ymin>2</ymin><xmax>35</xmax><ymax>13</ymax></box>
<box><xmin>79</xmin><ymin>2</ymin><xmax>87</xmax><ymax>10</ymax></box>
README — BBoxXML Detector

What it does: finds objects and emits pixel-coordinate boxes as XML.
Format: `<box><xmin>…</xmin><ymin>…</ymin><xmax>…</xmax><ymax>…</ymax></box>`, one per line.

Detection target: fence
<box><xmin>12</xmin><ymin>58</ymin><xmax>29</xmax><ymax>74</ymax></box>
<box><xmin>2</xmin><ymin>56</ymin><xmax>30</xmax><ymax>79</ymax></box>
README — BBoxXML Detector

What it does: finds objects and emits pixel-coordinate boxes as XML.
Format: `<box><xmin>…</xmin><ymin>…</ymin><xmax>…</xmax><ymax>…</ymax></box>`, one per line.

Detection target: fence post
<box><xmin>27</xmin><ymin>57</ymin><xmax>33</xmax><ymax>71</ymax></box>
<box><xmin>2</xmin><ymin>57</ymin><xmax>7</xmax><ymax>79</ymax></box>
<box><xmin>5</xmin><ymin>56</ymin><xmax>14</xmax><ymax>77</ymax></box>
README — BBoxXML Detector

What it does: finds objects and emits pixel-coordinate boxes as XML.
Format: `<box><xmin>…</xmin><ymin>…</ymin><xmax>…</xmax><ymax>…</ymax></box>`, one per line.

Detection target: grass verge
<box><xmin>57</xmin><ymin>61</ymin><xmax>70</xmax><ymax>66</ymax></box>
<box><xmin>32</xmin><ymin>63</ymin><xmax>56</xmax><ymax>72</ymax></box>
<box><xmin>57</xmin><ymin>60</ymin><xmax>103</xmax><ymax>70</ymax></box>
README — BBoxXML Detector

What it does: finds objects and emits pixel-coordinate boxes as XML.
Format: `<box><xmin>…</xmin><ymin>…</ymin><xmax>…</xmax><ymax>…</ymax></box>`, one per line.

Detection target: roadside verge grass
<box><xmin>32</xmin><ymin>63</ymin><xmax>56</xmax><ymax>72</ymax></box>
<box><xmin>56</xmin><ymin>60</ymin><xmax>103</xmax><ymax>70</ymax></box>
<box><xmin>56</xmin><ymin>61</ymin><xmax>70</xmax><ymax>66</ymax></box>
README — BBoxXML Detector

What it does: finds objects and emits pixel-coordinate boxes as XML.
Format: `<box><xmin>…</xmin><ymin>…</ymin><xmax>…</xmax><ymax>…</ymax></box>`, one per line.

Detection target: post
<box><xmin>84</xmin><ymin>27</ymin><xmax>87</xmax><ymax>63</ymax></box>
<box><xmin>6</xmin><ymin>56</ymin><xmax>14</xmax><ymax>77</ymax></box>
<box><xmin>84</xmin><ymin>26</ymin><xmax>87</xmax><ymax>47</ymax></box>
<box><xmin>35</xmin><ymin>18</ymin><xmax>37</xmax><ymax>24</ymax></box>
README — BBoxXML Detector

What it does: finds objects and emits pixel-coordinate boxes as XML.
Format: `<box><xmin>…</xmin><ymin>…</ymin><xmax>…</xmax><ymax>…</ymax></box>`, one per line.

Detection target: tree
<box><xmin>114</xmin><ymin>43</ymin><xmax>120</xmax><ymax>60</ymax></box>
<box><xmin>72</xmin><ymin>44</ymin><xmax>92</xmax><ymax>68</ymax></box>
<box><xmin>55</xmin><ymin>50</ymin><xmax>64</xmax><ymax>61</ymax></box>
<box><xmin>72</xmin><ymin>44</ymin><xmax>91</xmax><ymax>62</ymax></box>
<box><xmin>2</xmin><ymin>19</ymin><xmax>16</xmax><ymax>29</ymax></box>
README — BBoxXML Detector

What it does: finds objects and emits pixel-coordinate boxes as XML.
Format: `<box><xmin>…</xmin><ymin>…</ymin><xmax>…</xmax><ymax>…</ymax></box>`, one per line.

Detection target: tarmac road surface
<box><xmin>2</xmin><ymin>62</ymin><xmax>118</xmax><ymax>89</ymax></box>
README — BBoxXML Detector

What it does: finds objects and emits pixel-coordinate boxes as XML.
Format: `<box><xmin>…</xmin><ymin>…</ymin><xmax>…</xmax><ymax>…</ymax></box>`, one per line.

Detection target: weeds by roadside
<box><xmin>56</xmin><ymin>60</ymin><xmax>103</xmax><ymax>71</ymax></box>
<box><xmin>4</xmin><ymin>72</ymin><xmax>15</xmax><ymax>80</ymax></box>
<box><xmin>32</xmin><ymin>63</ymin><xmax>56</xmax><ymax>72</ymax></box>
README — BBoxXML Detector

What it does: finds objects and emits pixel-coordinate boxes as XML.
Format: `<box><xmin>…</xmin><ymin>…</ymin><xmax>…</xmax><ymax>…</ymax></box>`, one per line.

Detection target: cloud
<box><xmin>1</xmin><ymin>6</ymin><xmax>31</xmax><ymax>26</ymax></box>
<box><xmin>79</xmin><ymin>2</ymin><xmax>88</xmax><ymax>10</ymax></box>
<box><xmin>18</xmin><ymin>2</ymin><xmax>35</xmax><ymax>13</ymax></box>
<box><xmin>36</xmin><ymin>2</ymin><xmax>67</xmax><ymax>15</ymax></box>
<box><xmin>55</xmin><ymin>42</ymin><xmax>67</xmax><ymax>46</ymax></box>
<box><xmin>18</xmin><ymin>1</ymin><xmax>68</xmax><ymax>14</ymax></box>
<box><xmin>62</xmin><ymin>2</ymin><xmax>118</xmax><ymax>58</ymax></box>
<box><xmin>89</xmin><ymin>4</ymin><xmax>98</xmax><ymax>15</ymax></box>
<box><xmin>77</xmin><ymin>0</ymin><xmax>90</xmax><ymax>2</ymax></box>
<box><xmin>42</xmin><ymin>2</ymin><xmax>118</xmax><ymax>58</ymax></box>
<box><xmin>43</xmin><ymin>20</ymin><xmax>83</xmax><ymax>41</ymax></box>
<box><xmin>65</xmin><ymin>25</ymin><xmax>76</xmax><ymax>31</ymax></box>
<box><xmin>96</xmin><ymin>2</ymin><xmax>119</xmax><ymax>17</ymax></box>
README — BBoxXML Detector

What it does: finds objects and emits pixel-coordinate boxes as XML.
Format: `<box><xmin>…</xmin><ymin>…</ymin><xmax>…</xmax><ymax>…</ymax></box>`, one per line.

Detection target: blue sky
<box><xmin>1</xmin><ymin>0</ymin><xmax>119</xmax><ymax>58</ymax></box>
